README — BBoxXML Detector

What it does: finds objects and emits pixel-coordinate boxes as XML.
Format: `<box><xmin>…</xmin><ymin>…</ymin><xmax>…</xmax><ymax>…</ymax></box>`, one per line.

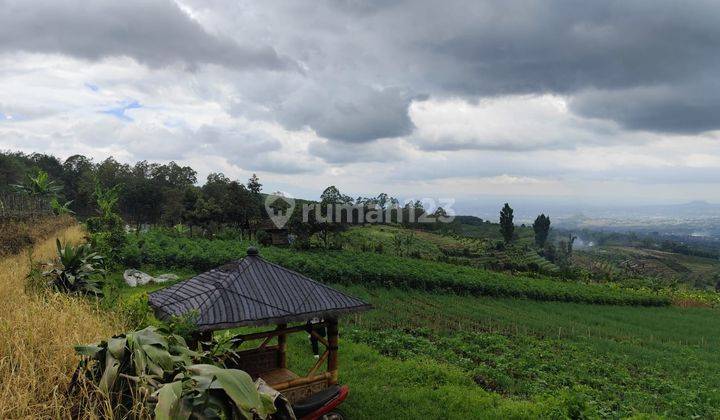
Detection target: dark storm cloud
<box><xmin>308</xmin><ymin>138</ymin><xmax>406</xmax><ymax>163</ymax></box>
<box><xmin>315</xmin><ymin>0</ymin><xmax>720</xmax><ymax>135</ymax></box>
<box><xmin>417</xmin><ymin>1</ymin><xmax>720</xmax><ymax>95</ymax></box>
<box><xmin>4</xmin><ymin>0</ymin><xmax>720</xmax><ymax>152</ymax></box>
<box><xmin>569</xmin><ymin>81</ymin><xmax>720</xmax><ymax>134</ymax></box>
<box><xmin>0</xmin><ymin>0</ymin><xmax>294</xmax><ymax>71</ymax></box>
<box><xmin>275</xmin><ymin>86</ymin><xmax>418</xmax><ymax>143</ymax></box>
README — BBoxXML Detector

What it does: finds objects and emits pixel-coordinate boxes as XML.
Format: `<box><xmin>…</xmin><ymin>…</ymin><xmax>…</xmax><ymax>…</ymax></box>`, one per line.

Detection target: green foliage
<box><xmin>94</xmin><ymin>183</ymin><xmax>122</xmax><ymax>218</ymax></box>
<box><xmin>532</xmin><ymin>214</ymin><xmax>551</xmax><ymax>247</ymax></box>
<box><xmin>12</xmin><ymin>169</ymin><xmax>62</xmax><ymax>197</ymax></box>
<box><xmin>74</xmin><ymin>326</ymin><xmax>276</xmax><ymax>419</ymax></box>
<box><xmin>499</xmin><ymin>203</ymin><xmax>515</xmax><ymax>243</ymax></box>
<box><xmin>255</xmin><ymin>229</ymin><xmax>270</xmax><ymax>245</ymax></box>
<box><xmin>172</xmin><ymin>223</ymin><xmax>190</xmax><ymax>236</ymax></box>
<box><xmin>166</xmin><ymin>311</ymin><xmax>201</xmax><ymax>341</ymax></box>
<box><xmin>556</xmin><ymin>233</ymin><xmax>577</xmax><ymax>270</ymax></box>
<box><xmin>43</xmin><ymin>239</ymin><xmax>105</xmax><ymax>295</ymax></box>
<box><xmin>50</xmin><ymin>197</ymin><xmax>75</xmax><ymax>215</ymax></box>
<box><xmin>116</xmin><ymin>292</ymin><xmax>158</xmax><ymax>330</ymax></box>
<box><xmin>392</xmin><ymin>231</ymin><xmax>416</xmax><ymax>257</ymax></box>
<box><xmin>117</xmin><ymin>230</ymin><xmax>670</xmax><ymax>306</ymax></box>
<box><xmin>337</xmin><ymin>285</ymin><xmax>720</xmax><ymax>419</ymax></box>
<box><xmin>154</xmin><ymin>364</ymin><xmax>276</xmax><ymax>420</ymax></box>
<box><xmin>86</xmin><ymin>183</ymin><xmax>127</xmax><ymax>263</ymax></box>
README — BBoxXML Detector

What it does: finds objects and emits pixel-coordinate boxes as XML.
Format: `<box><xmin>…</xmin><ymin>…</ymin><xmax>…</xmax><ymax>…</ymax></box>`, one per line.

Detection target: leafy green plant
<box><xmin>94</xmin><ymin>183</ymin><xmax>122</xmax><ymax>218</ymax></box>
<box><xmin>43</xmin><ymin>239</ymin><xmax>105</xmax><ymax>295</ymax></box>
<box><xmin>173</xmin><ymin>223</ymin><xmax>190</xmax><ymax>236</ymax></box>
<box><xmin>73</xmin><ymin>326</ymin><xmax>276</xmax><ymax>419</ymax></box>
<box><xmin>12</xmin><ymin>170</ymin><xmax>62</xmax><ymax>197</ymax></box>
<box><xmin>154</xmin><ymin>364</ymin><xmax>276</xmax><ymax>420</ymax></box>
<box><xmin>50</xmin><ymin>197</ymin><xmax>75</xmax><ymax>215</ymax></box>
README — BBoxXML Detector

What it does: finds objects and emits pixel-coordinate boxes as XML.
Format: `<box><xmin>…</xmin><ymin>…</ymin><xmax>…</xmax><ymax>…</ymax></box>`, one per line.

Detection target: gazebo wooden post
<box><xmin>327</xmin><ymin>318</ymin><xmax>339</xmax><ymax>384</ymax></box>
<box><xmin>277</xmin><ymin>323</ymin><xmax>288</xmax><ymax>368</ymax></box>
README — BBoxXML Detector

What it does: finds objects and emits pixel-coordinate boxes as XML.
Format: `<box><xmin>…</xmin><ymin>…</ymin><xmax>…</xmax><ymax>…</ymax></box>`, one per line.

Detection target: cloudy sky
<box><xmin>1</xmin><ymin>0</ymin><xmax>720</xmax><ymax>211</ymax></box>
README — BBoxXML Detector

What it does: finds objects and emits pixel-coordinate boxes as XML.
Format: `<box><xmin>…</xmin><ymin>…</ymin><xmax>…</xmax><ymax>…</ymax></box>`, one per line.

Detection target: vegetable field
<box><xmin>117</xmin><ymin>230</ymin><xmax>670</xmax><ymax>306</ymax></box>
<box><xmin>331</xmin><ymin>285</ymin><xmax>720</xmax><ymax>418</ymax></box>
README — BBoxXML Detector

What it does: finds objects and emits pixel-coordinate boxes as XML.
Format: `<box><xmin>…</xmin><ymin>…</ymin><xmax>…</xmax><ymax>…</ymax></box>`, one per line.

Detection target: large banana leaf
<box><xmin>155</xmin><ymin>381</ymin><xmax>190</xmax><ymax>420</ymax></box>
<box><xmin>188</xmin><ymin>364</ymin><xmax>275</xmax><ymax>419</ymax></box>
<box><xmin>76</xmin><ymin>327</ymin><xmax>277</xmax><ymax>419</ymax></box>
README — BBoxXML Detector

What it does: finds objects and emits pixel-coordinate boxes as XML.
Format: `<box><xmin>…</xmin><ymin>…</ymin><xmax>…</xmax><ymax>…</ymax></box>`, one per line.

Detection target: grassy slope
<box><xmin>115</xmin><ymin>271</ymin><xmax>720</xmax><ymax>418</ymax></box>
<box><xmin>0</xmin><ymin>223</ymin><xmax>122</xmax><ymax>418</ymax></box>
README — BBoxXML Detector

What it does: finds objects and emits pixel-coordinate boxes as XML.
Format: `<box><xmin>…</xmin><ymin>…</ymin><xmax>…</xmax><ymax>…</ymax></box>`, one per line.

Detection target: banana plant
<box><xmin>154</xmin><ymin>364</ymin><xmax>277</xmax><ymax>420</ymax></box>
<box><xmin>74</xmin><ymin>326</ymin><xmax>276</xmax><ymax>419</ymax></box>
<box><xmin>12</xmin><ymin>169</ymin><xmax>62</xmax><ymax>197</ymax></box>
<box><xmin>43</xmin><ymin>239</ymin><xmax>105</xmax><ymax>295</ymax></box>
<box><xmin>51</xmin><ymin>197</ymin><xmax>75</xmax><ymax>215</ymax></box>
<box><xmin>94</xmin><ymin>183</ymin><xmax>121</xmax><ymax>217</ymax></box>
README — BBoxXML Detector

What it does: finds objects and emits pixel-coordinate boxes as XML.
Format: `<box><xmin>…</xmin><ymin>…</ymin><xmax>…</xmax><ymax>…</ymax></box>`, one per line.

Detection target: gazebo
<box><xmin>148</xmin><ymin>247</ymin><xmax>371</xmax><ymax>404</ymax></box>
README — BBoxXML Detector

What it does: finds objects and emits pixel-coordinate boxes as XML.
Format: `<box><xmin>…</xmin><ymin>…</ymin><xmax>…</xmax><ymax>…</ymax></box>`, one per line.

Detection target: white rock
<box><xmin>123</xmin><ymin>269</ymin><xmax>153</xmax><ymax>287</ymax></box>
<box><xmin>123</xmin><ymin>269</ymin><xmax>138</xmax><ymax>287</ymax></box>
<box><xmin>123</xmin><ymin>269</ymin><xmax>137</xmax><ymax>287</ymax></box>
<box><xmin>123</xmin><ymin>269</ymin><xmax>179</xmax><ymax>287</ymax></box>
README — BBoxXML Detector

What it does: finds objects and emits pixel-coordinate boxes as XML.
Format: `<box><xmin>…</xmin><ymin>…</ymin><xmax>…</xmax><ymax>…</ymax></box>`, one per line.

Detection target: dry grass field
<box><xmin>0</xmin><ymin>223</ymin><xmax>122</xmax><ymax>419</ymax></box>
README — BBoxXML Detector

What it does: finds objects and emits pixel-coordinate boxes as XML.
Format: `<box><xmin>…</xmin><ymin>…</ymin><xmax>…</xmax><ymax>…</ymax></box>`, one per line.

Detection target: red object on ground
<box><xmin>299</xmin><ymin>385</ymin><xmax>350</xmax><ymax>420</ymax></box>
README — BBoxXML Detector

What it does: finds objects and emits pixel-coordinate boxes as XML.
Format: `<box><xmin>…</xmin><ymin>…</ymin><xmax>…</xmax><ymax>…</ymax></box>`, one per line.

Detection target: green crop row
<box><xmin>116</xmin><ymin>230</ymin><xmax>670</xmax><ymax>306</ymax></box>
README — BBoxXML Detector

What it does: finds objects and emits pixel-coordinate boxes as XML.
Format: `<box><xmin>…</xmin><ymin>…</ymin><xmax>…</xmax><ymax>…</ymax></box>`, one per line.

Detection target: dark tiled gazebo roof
<box><xmin>148</xmin><ymin>247</ymin><xmax>370</xmax><ymax>331</ymax></box>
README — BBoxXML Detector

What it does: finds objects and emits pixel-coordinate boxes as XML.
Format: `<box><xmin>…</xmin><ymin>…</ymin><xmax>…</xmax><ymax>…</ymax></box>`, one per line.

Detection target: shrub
<box><xmin>256</xmin><ymin>229</ymin><xmax>271</xmax><ymax>245</ymax></box>
<box><xmin>73</xmin><ymin>326</ymin><xmax>277</xmax><ymax>419</ymax></box>
<box><xmin>116</xmin><ymin>292</ymin><xmax>157</xmax><ymax>330</ymax></box>
<box><xmin>43</xmin><ymin>239</ymin><xmax>105</xmax><ymax>295</ymax></box>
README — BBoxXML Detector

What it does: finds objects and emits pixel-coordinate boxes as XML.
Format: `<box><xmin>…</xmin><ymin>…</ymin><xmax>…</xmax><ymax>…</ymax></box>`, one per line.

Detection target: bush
<box><xmin>43</xmin><ymin>239</ymin><xmax>105</xmax><ymax>295</ymax></box>
<box><xmin>117</xmin><ymin>231</ymin><xmax>670</xmax><ymax>306</ymax></box>
<box><xmin>116</xmin><ymin>292</ymin><xmax>157</xmax><ymax>329</ymax></box>
<box><xmin>73</xmin><ymin>326</ymin><xmax>277</xmax><ymax>419</ymax></box>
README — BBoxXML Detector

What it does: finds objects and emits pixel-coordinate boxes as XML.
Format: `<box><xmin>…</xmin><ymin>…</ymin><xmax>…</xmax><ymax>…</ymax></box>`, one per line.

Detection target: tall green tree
<box><xmin>247</xmin><ymin>173</ymin><xmax>262</xmax><ymax>195</ymax></box>
<box><xmin>499</xmin><ymin>203</ymin><xmax>515</xmax><ymax>243</ymax></box>
<box><xmin>61</xmin><ymin>154</ymin><xmax>96</xmax><ymax>217</ymax></box>
<box><xmin>533</xmin><ymin>214</ymin><xmax>551</xmax><ymax>247</ymax></box>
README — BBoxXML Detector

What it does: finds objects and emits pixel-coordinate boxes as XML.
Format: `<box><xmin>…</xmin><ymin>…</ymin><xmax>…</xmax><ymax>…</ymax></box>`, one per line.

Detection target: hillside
<box><xmin>575</xmin><ymin>246</ymin><xmax>720</xmax><ymax>290</ymax></box>
<box><xmin>4</xmin><ymin>222</ymin><xmax>720</xmax><ymax>418</ymax></box>
<box><xmin>104</xmin><ymin>230</ymin><xmax>720</xmax><ymax>418</ymax></box>
<box><xmin>341</xmin><ymin>222</ymin><xmax>720</xmax><ymax>293</ymax></box>
<box><xmin>342</xmin><ymin>224</ymin><xmax>558</xmax><ymax>275</ymax></box>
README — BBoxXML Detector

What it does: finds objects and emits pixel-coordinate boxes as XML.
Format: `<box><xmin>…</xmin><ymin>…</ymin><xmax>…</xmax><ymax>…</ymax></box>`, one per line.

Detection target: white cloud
<box><xmin>408</xmin><ymin>95</ymin><xmax>625</xmax><ymax>151</ymax></box>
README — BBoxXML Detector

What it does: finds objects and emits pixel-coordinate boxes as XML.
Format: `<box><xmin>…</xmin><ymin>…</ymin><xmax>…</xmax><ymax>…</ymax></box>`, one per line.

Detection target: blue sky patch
<box><xmin>84</xmin><ymin>82</ymin><xmax>100</xmax><ymax>92</ymax></box>
<box><xmin>102</xmin><ymin>100</ymin><xmax>142</xmax><ymax>122</ymax></box>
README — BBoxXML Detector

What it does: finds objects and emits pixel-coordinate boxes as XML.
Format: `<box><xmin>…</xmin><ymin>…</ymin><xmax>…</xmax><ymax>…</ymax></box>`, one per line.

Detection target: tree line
<box><xmin>1</xmin><ymin>151</ymin><xmax>450</xmax><ymax>240</ymax></box>
<box><xmin>2</xmin><ymin>151</ymin><xmax>562</xmax><ymax>256</ymax></box>
<box><xmin>1</xmin><ymin>151</ymin><xmax>265</xmax><ymax>236</ymax></box>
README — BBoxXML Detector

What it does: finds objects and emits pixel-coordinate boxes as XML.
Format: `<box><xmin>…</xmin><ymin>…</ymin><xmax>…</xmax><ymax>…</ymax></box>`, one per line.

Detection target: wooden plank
<box><xmin>327</xmin><ymin>318</ymin><xmax>339</xmax><ymax>384</ymax></box>
<box><xmin>307</xmin><ymin>350</ymin><xmax>329</xmax><ymax>377</ymax></box>
<box><xmin>259</xmin><ymin>368</ymin><xmax>299</xmax><ymax>386</ymax></box>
